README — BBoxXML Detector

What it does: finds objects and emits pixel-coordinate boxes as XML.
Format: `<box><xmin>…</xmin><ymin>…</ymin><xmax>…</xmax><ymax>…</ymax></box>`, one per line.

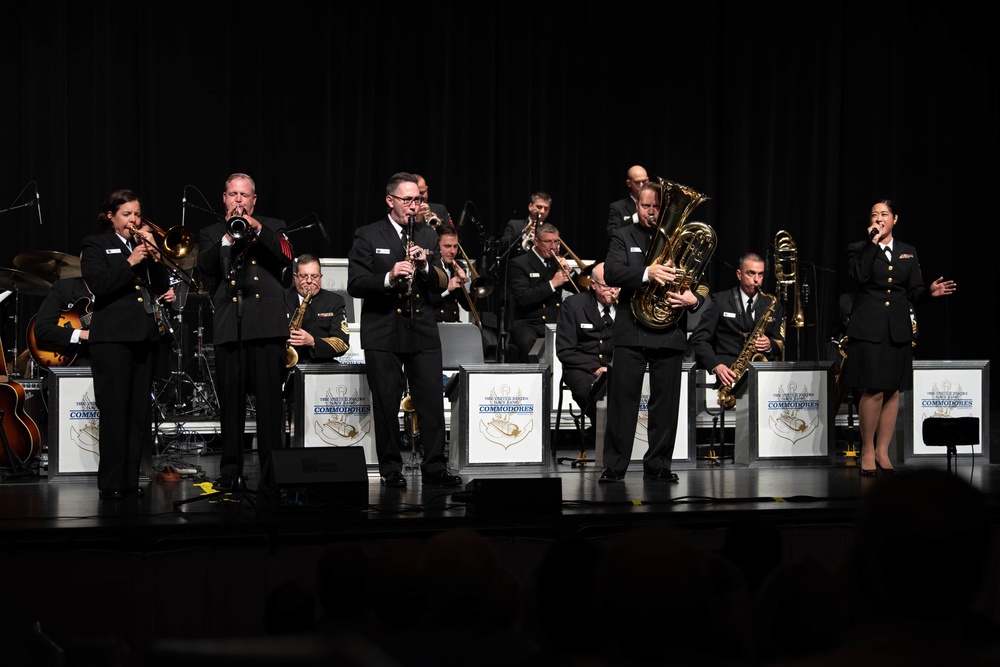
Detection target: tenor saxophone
<box><xmin>717</xmin><ymin>291</ymin><xmax>777</xmax><ymax>410</ymax></box>
<box><xmin>286</xmin><ymin>290</ymin><xmax>313</xmax><ymax>369</ymax></box>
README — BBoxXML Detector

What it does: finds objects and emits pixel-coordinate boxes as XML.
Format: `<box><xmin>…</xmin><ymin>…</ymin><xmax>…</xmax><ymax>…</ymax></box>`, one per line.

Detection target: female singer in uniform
<box><xmin>845</xmin><ymin>198</ymin><xmax>955</xmax><ymax>476</ymax></box>
<box><xmin>81</xmin><ymin>189</ymin><xmax>174</xmax><ymax>500</ymax></box>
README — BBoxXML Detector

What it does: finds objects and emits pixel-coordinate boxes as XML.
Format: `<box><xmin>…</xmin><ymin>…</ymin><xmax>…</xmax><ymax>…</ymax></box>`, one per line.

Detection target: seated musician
<box><xmin>555</xmin><ymin>262</ymin><xmax>617</xmax><ymax>430</ymax></box>
<box><xmin>283</xmin><ymin>253</ymin><xmax>350</xmax><ymax>364</ymax></box>
<box><xmin>690</xmin><ymin>251</ymin><xmax>784</xmax><ymax>400</ymax></box>
<box><xmin>30</xmin><ymin>275</ymin><xmax>95</xmax><ymax>369</ymax></box>
<box><xmin>431</xmin><ymin>226</ymin><xmax>473</xmax><ymax>323</ymax></box>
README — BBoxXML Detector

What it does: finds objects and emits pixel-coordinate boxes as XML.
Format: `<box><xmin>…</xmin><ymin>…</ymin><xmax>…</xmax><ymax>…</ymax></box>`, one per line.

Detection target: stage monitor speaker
<box><xmin>461</xmin><ymin>477</ymin><xmax>562</xmax><ymax>515</ymax></box>
<box><xmin>264</xmin><ymin>446</ymin><xmax>369</xmax><ymax>509</ymax></box>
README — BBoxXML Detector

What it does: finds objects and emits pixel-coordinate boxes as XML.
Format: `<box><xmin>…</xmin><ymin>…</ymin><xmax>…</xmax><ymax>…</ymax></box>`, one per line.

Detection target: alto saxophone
<box><xmin>717</xmin><ymin>291</ymin><xmax>777</xmax><ymax>410</ymax></box>
<box><xmin>286</xmin><ymin>290</ymin><xmax>313</xmax><ymax>368</ymax></box>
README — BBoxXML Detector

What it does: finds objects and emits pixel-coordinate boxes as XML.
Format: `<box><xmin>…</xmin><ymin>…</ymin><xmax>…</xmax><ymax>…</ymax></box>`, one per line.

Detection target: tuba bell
<box><xmin>630</xmin><ymin>178</ymin><xmax>715</xmax><ymax>329</ymax></box>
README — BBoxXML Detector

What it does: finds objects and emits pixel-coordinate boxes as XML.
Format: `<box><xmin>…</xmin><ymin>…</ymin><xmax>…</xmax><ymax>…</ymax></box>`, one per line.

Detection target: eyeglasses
<box><xmin>295</xmin><ymin>273</ymin><xmax>321</xmax><ymax>281</ymax></box>
<box><xmin>592</xmin><ymin>281</ymin><xmax>617</xmax><ymax>290</ymax></box>
<box><xmin>389</xmin><ymin>194</ymin><xmax>424</xmax><ymax>205</ymax></box>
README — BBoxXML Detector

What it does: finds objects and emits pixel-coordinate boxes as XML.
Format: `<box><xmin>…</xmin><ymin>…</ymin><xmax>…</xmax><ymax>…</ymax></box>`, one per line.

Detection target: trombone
<box><xmin>556</xmin><ymin>238</ymin><xmax>594</xmax><ymax>291</ymax></box>
<box><xmin>450</xmin><ymin>243</ymin><xmax>494</xmax><ymax>330</ymax></box>
<box><xmin>129</xmin><ymin>218</ymin><xmax>204</xmax><ymax>293</ymax></box>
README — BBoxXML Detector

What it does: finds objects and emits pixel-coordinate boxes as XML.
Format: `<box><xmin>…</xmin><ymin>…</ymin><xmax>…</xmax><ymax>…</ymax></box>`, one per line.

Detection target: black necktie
<box><xmin>746</xmin><ymin>297</ymin><xmax>754</xmax><ymax>327</ymax></box>
<box><xmin>602</xmin><ymin>306</ymin><xmax>613</xmax><ymax>329</ymax></box>
<box><xmin>400</xmin><ymin>228</ymin><xmax>408</xmax><ymax>247</ymax></box>
<box><xmin>884</xmin><ymin>245</ymin><xmax>891</xmax><ymax>262</ymax></box>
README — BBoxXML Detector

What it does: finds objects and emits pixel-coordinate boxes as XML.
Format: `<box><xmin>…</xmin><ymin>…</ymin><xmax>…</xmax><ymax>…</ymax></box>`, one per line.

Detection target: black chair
<box><xmin>921</xmin><ymin>416</ymin><xmax>980</xmax><ymax>473</ymax></box>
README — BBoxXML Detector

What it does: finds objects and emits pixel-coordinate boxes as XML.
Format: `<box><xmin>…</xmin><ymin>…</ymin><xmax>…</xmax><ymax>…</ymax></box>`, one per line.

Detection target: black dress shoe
<box><xmin>213</xmin><ymin>474</ymin><xmax>236</xmax><ymax>492</ymax></box>
<box><xmin>644</xmin><ymin>469</ymin><xmax>679</xmax><ymax>482</ymax></box>
<box><xmin>126</xmin><ymin>488</ymin><xmax>145</xmax><ymax>498</ymax></box>
<box><xmin>422</xmin><ymin>469</ymin><xmax>462</xmax><ymax>487</ymax></box>
<box><xmin>381</xmin><ymin>471</ymin><xmax>407</xmax><ymax>488</ymax></box>
<box><xmin>598</xmin><ymin>468</ymin><xmax>624</xmax><ymax>484</ymax></box>
<box><xmin>99</xmin><ymin>489</ymin><xmax>124</xmax><ymax>500</ymax></box>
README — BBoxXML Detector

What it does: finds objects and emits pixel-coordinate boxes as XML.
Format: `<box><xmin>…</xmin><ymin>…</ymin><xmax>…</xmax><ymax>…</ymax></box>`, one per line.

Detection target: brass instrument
<box><xmin>774</xmin><ymin>230</ymin><xmax>806</xmax><ymax>329</ymax></box>
<box><xmin>128</xmin><ymin>219</ymin><xmax>202</xmax><ymax>292</ymax></box>
<box><xmin>419</xmin><ymin>201</ymin><xmax>443</xmax><ymax>228</ymax></box>
<box><xmin>552</xmin><ymin>247</ymin><xmax>581</xmax><ymax>294</ymax></box>
<box><xmin>521</xmin><ymin>213</ymin><xmax>541</xmax><ymax>251</ymax></box>
<box><xmin>457</xmin><ymin>243</ymin><xmax>494</xmax><ymax>299</ymax></box>
<box><xmin>557</xmin><ymin>238</ymin><xmax>594</xmax><ymax>290</ymax></box>
<box><xmin>631</xmin><ymin>178</ymin><xmax>715</xmax><ymax>329</ymax></box>
<box><xmin>717</xmin><ymin>291</ymin><xmax>777</xmax><ymax>410</ymax></box>
<box><xmin>286</xmin><ymin>290</ymin><xmax>313</xmax><ymax>368</ymax></box>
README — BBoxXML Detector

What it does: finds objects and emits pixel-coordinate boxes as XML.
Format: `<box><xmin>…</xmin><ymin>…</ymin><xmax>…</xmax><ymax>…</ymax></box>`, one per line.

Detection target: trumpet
<box><xmin>521</xmin><ymin>213</ymin><xmax>541</xmax><ymax>251</ymax></box>
<box><xmin>127</xmin><ymin>219</ymin><xmax>203</xmax><ymax>292</ymax></box>
<box><xmin>227</xmin><ymin>206</ymin><xmax>252</xmax><ymax>239</ymax></box>
<box><xmin>419</xmin><ymin>201</ymin><xmax>443</xmax><ymax>228</ymax></box>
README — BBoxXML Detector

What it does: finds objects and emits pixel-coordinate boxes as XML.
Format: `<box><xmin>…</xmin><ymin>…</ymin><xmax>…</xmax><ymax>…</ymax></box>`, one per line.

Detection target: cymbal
<box><xmin>13</xmin><ymin>251</ymin><xmax>82</xmax><ymax>280</ymax></box>
<box><xmin>0</xmin><ymin>267</ymin><xmax>53</xmax><ymax>296</ymax></box>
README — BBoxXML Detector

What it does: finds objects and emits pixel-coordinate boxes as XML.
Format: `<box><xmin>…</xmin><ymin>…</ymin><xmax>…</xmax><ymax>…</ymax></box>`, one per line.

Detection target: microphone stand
<box><xmin>491</xmin><ymin>222</ymin><xmax>531</xmax><ymax>363</ymax></box>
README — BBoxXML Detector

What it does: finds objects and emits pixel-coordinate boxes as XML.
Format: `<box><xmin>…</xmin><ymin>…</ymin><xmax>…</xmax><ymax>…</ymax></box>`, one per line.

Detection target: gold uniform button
<box><xmin>137</xmin><ymin>296</ymin><xmax>144</xmax><ymax>302</ymax></box>
<box><xmin>888</xmin><ymin>277</ymin><xmax>893</xmax><ymax>283</ymax></box>
<box><xmin>229</xmin><ymin>279</ymin><xmax>237</xmax><ymax>286</ymax></box>
<box><xmin>254</xmin><ymin>293</ymin><xmax>260</xmax><ymax>299</ymax></box>
<box><xmin>232</xmin><ymin>297</ymin><xmax>238</xmax><ymax>303</ymax></box>
<box><xmin>884</xmin><ymin>301</ymin><xmax>890</xmax><ymax>307</ymax></box>
<box><xmin>542</xmin><ymin>315</ymin><xmax>547</xmax><ymax>321</ymax></box>
<box><xmin>888</xmin><ymin>265</ymin><xmax>893</xmax><ymax>271</ymax></box>
<box><xmin>134</xmin><ymin>284</ymin><xmax>141</xmax><ymax>291</ymax></box>
<box><xmin>251</xmin><ymin>259</ymin><xmax>258</xmax><ymax>265</ymax></box>
<box><xmin>253</xmin><ymin>276</ymin><xmax>259</xmax><ymax>282</ymax></box>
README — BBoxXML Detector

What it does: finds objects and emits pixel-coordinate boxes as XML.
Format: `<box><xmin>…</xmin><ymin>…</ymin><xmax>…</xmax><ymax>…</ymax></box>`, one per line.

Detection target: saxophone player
<box><xmin>284</xmin><ymin>254</ymin><xmax>350</xmax><ymax>363</ymax></box>
<box><xmin>691</xmin><ymin>252</ymin><xmax>784</xmax><ymax>390</ymax></box>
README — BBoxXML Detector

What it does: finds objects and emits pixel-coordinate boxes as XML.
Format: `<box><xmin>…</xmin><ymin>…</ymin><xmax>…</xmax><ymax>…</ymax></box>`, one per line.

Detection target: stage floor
<box><xmin>3</xmin><ymin>436</ymin><xmax>1000</xmax><ymax>666</ymax></box>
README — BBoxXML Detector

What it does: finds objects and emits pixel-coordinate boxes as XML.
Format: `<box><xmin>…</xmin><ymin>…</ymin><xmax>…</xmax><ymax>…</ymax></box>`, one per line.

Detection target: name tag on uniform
<box><xmin>529</xmin><ymin>272</ymin><xmax>540</xmax><ymax>278</ymax></box>
<box><xmin>723</xmin><ymin>311</ymin><xmax>736</xmax><ymax>319</ymax></box>
<box><xmin>580</xmin><ymin>323</ymin><xmax>594</xmax><ymax>329</ymax></box>
<box><xmin>106</xmin><ymin>248</ymin><xmax>122</xmax><ymax>254</ymax></box>
<box><xmin>376</xmin><ymin>248</ymin><xmax>390</xmax><ymax>255</ymax></box>
<box><xmin>630</xmin><ymin>246</ymin><xmax>642</xmax><ymax>253</ymax></box>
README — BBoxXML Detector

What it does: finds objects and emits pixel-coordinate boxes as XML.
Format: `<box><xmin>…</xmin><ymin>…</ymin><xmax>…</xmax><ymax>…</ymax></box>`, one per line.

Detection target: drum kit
<box><xmin>1</xmin><ymin>249</ymin><xmax>219</xmax><ymax>422</ymax></box>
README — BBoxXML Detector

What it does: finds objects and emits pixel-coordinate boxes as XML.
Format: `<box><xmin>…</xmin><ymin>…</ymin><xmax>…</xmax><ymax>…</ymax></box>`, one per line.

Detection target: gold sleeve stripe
<box><xmin>340</xmin><ymin>319</ymin><xmax>349</xmax><ymax>334</ymax></box>
<box><xmin>323</xmin><ymin>337</ymin><xmax>350</xmax><ymax>354</ymax></box>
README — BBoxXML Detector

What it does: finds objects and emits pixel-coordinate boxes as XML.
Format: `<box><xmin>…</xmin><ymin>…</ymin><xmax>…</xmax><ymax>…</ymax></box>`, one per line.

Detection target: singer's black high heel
<box><xmin>861</xmin><ymin>468</ymin><xmax>877</xmax><ymax>477</ymax></box>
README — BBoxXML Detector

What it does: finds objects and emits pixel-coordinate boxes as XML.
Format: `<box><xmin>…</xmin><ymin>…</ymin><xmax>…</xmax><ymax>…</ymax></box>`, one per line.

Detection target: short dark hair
<box><xmin>295</xmin><ymin>253</ymin><xmax>321</xmax><ymax>272</ymax></box>
<box><xmin>97</xmin><ymin>189</ymin><xmax>140</xmax><ymax>230</ymax></box>
<box><xmin>386</xmin><ymin>172</ymin><xmax>418</xmax><ymax>195</ymax></box>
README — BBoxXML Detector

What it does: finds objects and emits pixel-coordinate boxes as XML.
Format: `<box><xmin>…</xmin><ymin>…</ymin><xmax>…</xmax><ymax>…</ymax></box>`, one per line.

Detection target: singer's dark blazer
<box><xmin>283</xmin><ymin>288</ymin><xmax>350</xmax><ymax>362</ymax></box>
<box><xmin>691</xmin><ymin>287</ymin><xmax>784</xmax><ymax>371</ymax></box>
<box><xmin>845</xmin><ymin>238</ymin><xmax>927</xmax><ymax>345</ymax></box>
<box><xmin>197</xmin><ymin>214</ymin><xmax>292</xmax><ymax>344</ymax></box>
<box><xmin>606</xmin><ymin>196</ymin><xmax>636</xmax><ymax>237</ymax></box>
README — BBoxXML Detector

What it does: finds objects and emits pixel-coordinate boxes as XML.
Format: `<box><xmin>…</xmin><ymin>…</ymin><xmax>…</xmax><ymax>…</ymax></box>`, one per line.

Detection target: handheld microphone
<box><xmin>869</xmin><ymin>226</ymin><xmax>879</xmax><ymax>240</ymax></box>
<box><xmin>457</xmin><ymin>202</ymin><xmax>468</xmax><ymax>229</ymax></box>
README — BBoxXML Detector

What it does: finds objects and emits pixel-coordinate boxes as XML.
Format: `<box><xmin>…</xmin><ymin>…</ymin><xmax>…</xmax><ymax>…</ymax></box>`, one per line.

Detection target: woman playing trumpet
<box><xmin>81</xmin><ymin>189</ymin><xmax>175</xmax><ymax>500</ymax></box>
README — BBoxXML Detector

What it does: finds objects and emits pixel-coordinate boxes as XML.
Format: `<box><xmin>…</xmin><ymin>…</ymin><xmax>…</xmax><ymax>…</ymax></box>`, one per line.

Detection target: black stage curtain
<box><xmin>1</xmin><ymin>1</ymin><xmax>995</xmax><ymax>374</ymax></box>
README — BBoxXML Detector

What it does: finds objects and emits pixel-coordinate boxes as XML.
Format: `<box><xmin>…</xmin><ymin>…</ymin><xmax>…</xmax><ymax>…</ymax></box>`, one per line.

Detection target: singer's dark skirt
<box><xmin>845</xmin><ymin>333</ymin><xmax>913</xmax><ymax>392</ymax></box>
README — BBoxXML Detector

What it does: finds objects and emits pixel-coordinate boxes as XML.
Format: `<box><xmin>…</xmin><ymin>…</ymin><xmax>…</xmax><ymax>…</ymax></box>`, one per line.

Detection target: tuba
<box><xmin>631</xmin><ymin>178</ymin><xmax>715</xmax><ymax>329</ymax></box>
<box><xmin>774</xmin><ymin>230</ymin><xmax>805</xmax><ymax>329</ymax></box>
